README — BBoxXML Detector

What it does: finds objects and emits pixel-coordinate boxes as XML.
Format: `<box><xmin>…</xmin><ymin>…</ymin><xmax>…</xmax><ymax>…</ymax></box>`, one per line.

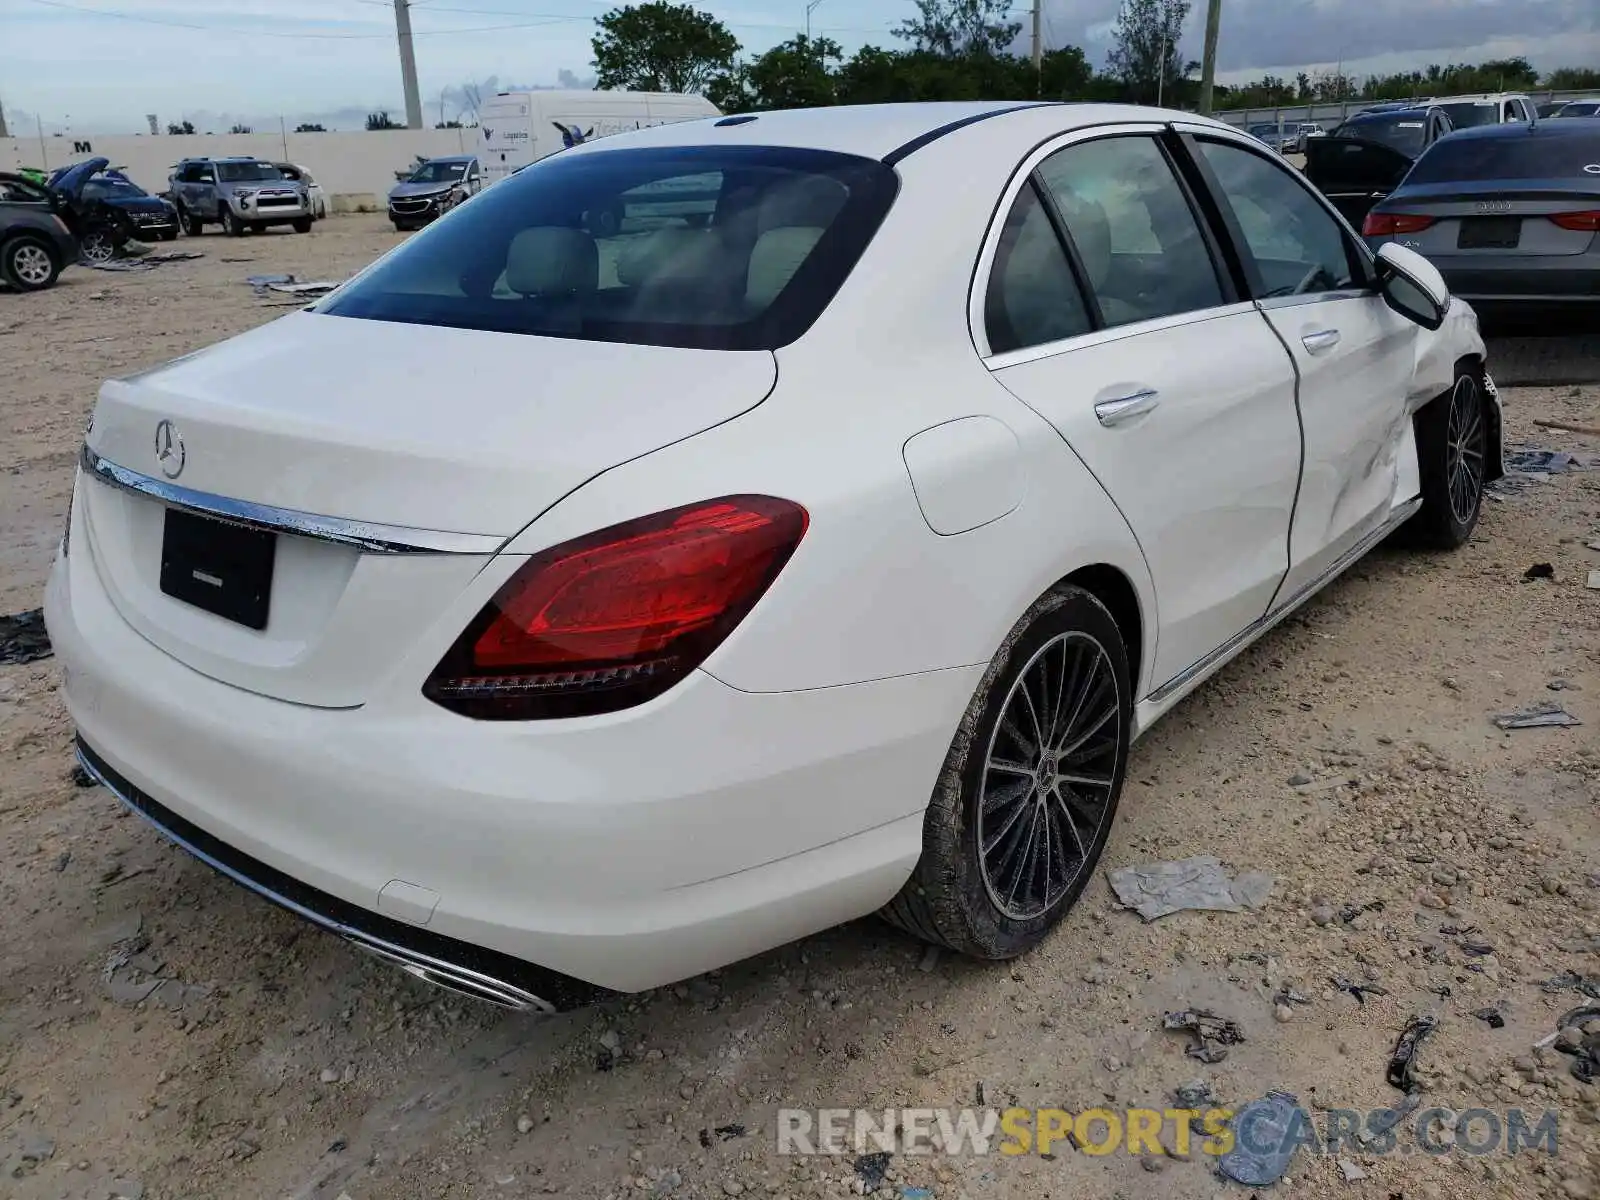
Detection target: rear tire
<box><xmin>880</xmin><ymin>585</ymin><xmax>1132</xmax><ymax>959</ymax></box>
<box><xmin>1</xmin><ymin>236</ymin><xmax>61</xmax><ymax>291</ymax></box>
<box><xmin>1404</xmin><ymin>365</ymin><xmax>1487</xmax><ymax>550</ymax></box>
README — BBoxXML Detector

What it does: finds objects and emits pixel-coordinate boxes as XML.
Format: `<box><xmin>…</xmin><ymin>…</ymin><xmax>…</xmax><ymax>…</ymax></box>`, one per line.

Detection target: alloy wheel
<box><xmin>10</xmin><ymin>243</ymin><xmax>53</xmax><ymax>285</ymax></box>
<box><xmin>976</xmin><ymin>631</ymin><xmax>1122</xmax><ymax>921</ymax></box>
<box><xmin>81</xmin><ymin>228</ymin><xmax>115</xmax><ymax>263</ymax></box>
<box><xmin>1446</xmin><ymin>374</ymin><xmax>1485</xmax><ymax>526</ymax></box>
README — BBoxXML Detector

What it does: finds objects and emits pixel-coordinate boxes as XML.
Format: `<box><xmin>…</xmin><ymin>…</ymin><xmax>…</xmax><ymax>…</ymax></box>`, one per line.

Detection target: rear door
<box><xmin>982</xmin><ymin>127</ymin><xmax>1303</xmax><ymax>689</ymax></box>
<box><xmin>1186</xmin><ymin>131</ymin><xmax>1419</xmax><ymax>604</ymax></box>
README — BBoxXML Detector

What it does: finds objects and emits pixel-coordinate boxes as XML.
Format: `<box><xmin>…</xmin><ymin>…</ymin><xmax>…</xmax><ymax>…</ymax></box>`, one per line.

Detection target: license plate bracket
<box><xmin>159</xmin><ymin>508</ymin><xmax>276</xmax><ymax>630</ymax></box>
<box><xmin>1458</xmin><ymin>216</ymin><xmax>1521</xmax><ymax>249</ymax></box>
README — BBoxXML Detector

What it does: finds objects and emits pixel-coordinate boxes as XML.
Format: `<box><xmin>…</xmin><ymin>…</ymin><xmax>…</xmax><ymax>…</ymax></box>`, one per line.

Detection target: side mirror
<box><xmin>1375</xmin><ymin>242</ymin><xmax>1449</xmax><ymax>331</ymax></box>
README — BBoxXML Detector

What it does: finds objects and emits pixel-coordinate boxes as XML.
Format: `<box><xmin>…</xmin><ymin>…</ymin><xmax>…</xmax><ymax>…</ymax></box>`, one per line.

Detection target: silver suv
<box><xmin>168</xmin><ymin>157</ymin><xmax>312</xmax><ymax>238</ymax></box>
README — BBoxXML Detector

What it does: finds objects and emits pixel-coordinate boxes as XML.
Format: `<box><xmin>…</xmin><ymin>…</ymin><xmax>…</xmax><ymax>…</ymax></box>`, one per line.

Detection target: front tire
<box><xmin>178</xmin><ymin>205</ymin><xmax>203</xmax><ymax>236</ymax></box>
<box><xmin>80</xmin><ymin>224</ymin><xmax>117</xmax><ymax>264</ymax></box>
<box><xmin>221</xmin><ymin>208</ymin><xmax>244</xmax><ymax>237</ymax></box>
<box><xmin>1405</xmin><ymin>365</ymin><xmax>1487</xmax><ymax>550</ymax></box>
<box><xmin>881</xmin><ymin>585</ymin><xmax>1132</xmax><ymax>959</ymax></box>
<box><xmin>292</xmin><ymin>217</ymin><xmax>312</xmax><ymax>234</ymax></box>
<box><xmin>158</xmin><ymin>229</ymin><xmax>179</xmax><ymax>242</ymax></box>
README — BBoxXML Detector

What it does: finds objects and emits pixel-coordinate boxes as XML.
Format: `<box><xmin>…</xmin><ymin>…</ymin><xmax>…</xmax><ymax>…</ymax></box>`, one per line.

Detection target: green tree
<box><xmin>893</xmin><ymin>0</ymin><xmax>1021</xmax><ymax>58</ymax></box>
<box><xmin>366</xmin><ymin>111</ymin><xmax>401</xmax><ymax>130</ymax></box>
<box><xmin>741</xmin><ymin>35</ymin><xmax>844</xmax><ymax>110</ymax></box>
<box><xmin>165</xmin><ymin>120</ymin><xmax>196</xmax><ymax>135</ymax></box>
<box><xmin>592</xmin><ymin>2</ymin><xmax>739</xmax><ymax>94</ymax></box>
<box><xmin>294</xmin><ymin>122</ymin><xmax>326</xmax><ymax>132</ymax></box>
<box><xmin>1546</xmin><ymin>66</ymin><xmax>1600</xmax><ymax>90</ymax></box>
<box><xmin>228</xmin><ymin>123</ymin><xmax>253</xmax><ymax>134</ymax></box>
<box><xmin>1107</xmin><ymin>0</ymin><xmax>1191</xmax><ymax>104</ymax></box>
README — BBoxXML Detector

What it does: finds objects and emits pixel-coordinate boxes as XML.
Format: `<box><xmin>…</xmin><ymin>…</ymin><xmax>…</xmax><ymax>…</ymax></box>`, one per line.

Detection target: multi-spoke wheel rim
<box><xmin>977</xmin><ymin>631</ymin><xmax>1122</xmax><ymax>921</ymax></box>
<box><xmin>1446</xmin><ymin>375</ymin><xmax>1485</xmax><ymax>526</ymax></box>
<box><xmin>81</xmin><ymin>230</ymin><xmax>113</xmax><ymax>263</ymax></box>
<box><xmin>12</xmin><ymin>244</ymin><xmax>52</xmax><ymax>284</ymax></box>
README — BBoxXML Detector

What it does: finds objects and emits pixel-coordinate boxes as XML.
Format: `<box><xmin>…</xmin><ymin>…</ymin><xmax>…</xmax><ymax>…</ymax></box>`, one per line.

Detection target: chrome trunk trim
<box><xmin>81</xmin><ymin>445</ymin><xmax>505</xmax><ymax>555</ymax></box>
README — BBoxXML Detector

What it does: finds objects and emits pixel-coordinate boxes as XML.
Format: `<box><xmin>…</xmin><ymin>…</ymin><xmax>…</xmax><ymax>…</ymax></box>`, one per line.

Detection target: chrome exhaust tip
<box><xmin>347</xmin><ymin>938</ymin><xmax>557</xmax><ymax>1013</ymax></box>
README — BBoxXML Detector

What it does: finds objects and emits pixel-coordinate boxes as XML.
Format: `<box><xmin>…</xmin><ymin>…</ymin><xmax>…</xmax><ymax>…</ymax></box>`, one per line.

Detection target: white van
<box><xmin>478</xmin><ymin>90</ymin><xmax>722</xmax><ymax>184</ymax></box>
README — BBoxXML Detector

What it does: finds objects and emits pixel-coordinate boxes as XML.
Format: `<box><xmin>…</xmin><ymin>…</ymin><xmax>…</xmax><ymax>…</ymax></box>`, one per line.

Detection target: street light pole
<box><xmin>394</xmin><ymin>0</ymin><xmax>424</xmax><ymax>130</ymax></box>
<box><xmin>805</xmin><ymin>0</ymin><xmax>824</xmax><ymax>40</ymax></box>
<box><xmin>1031</xmin><ymin>0</ymin><xmax>1043</xmax><ymax>82</ymax></box>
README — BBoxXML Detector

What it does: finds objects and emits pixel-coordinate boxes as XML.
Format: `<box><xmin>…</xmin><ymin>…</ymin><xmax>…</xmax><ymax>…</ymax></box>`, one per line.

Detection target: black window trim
<box><xmin>1174</xmin><ymin>125</ymin><xmax>1379</xmax><ymax>303</ymax></box>
<box><xmin>982</xmin><ymin>176</ymin><xmax>1099</xmax><ymax>355</ymax></box>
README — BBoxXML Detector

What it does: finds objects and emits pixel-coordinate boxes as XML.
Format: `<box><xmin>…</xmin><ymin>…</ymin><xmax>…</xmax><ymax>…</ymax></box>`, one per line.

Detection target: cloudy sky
<box><xmin>2</xmin><ymin>0</ymin><xmax>1596</xmax><ymax>133</ymax></box>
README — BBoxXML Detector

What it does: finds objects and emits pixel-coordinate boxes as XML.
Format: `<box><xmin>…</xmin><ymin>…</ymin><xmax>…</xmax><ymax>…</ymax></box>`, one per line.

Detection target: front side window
<box><xmin>321</xmin><ymin>145</ymin><xmax>898</xmax><ymax>350</ymax></box>
<box><xmin>1437</xmin><ymin>102</ymin><xmax>1498</xmax><ymax>129</ymax></box>
<box><xmin>1196</xmin><ymin>139</ymin><xmax>1358</xmax><ymax>297</ymax></box>
<box><xmin>1034</xmin><ymin>135</ymin><xmax>1224</xmax><ymax>328</ymax></box>
<box><xmin>983</xmin><ymin>181</ymin><xmax>1093</xmax><ymax>354</ymax></box>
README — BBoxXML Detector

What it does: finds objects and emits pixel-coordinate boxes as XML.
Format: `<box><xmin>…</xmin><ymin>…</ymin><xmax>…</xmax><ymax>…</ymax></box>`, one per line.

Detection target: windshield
<box><xmin>83</xmin><ymin>176</ymin><xmax>149</xmax><ymax>200</ymax></box>
<box><xmin>1248</xmin><ymin>125</ymin><xmax>1277</xmax><ymax>137</ymax></box>
<box><xmin>322</xmin><ymin>145</ymin><xmax>898</xmax><ymax>351</ymax></box>
<box><xmin>1336</xmin><ymin>117</ymin><xmax>1429</xmax><ymax>157</ymax></box>
<box><xmin>1436</xmin><ymin>103</ymin><xmax>1499</xmax><ymax>129</ymax></box>
<box><xmin>216</xmin><ymin>161</ymin><xmax>283</xmax><ymax>183</ymax></box>
<box><xmin>409</xmin><ymin>161</ymin><xmax>469</xmax><ymax>183</ymax></box>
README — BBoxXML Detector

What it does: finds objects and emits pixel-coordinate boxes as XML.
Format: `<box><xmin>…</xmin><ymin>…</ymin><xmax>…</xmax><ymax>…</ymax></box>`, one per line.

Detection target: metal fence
<box><xmin>1216</xmin><ymin>90</ymin><xmax>1600</xmax><ymax>130</ymax></box>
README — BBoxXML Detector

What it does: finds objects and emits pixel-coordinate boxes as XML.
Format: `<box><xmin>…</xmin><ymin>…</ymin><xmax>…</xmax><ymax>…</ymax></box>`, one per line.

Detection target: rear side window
<box><xmin>1436</xmin><ymin>103</ymin><xmax>1499</xmax><ymax>130</ymax></box>
<box><xmin>1034</xmin><ymin>136</ymin><xmax>1225</xmax><ymax>328</ymax></box>
<box><xmin>321</xmin><ymin>145</ymin><xmax>899</xmax><ymax>350</ymax></box>
<box><xmin>984</xmin><ymin>181</ymin><xmax>1093</xmax><ymax>354</ymax></box>
<box><xmin>1406</xmin><ymin>129</ymin><xmax>1600</xmax><ymax>184</ymax></box>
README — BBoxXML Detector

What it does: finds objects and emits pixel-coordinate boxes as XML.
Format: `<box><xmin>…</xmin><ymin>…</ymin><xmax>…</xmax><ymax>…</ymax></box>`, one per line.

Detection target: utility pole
<box><xmin>1157</xmin><ymin>26</ymin><xmax>1168</xmax><ymax>107</ymax></box>
<box><xmin>1199</xmin><ymin>0</ymin><xmax>1223</xmax><ymax>115</ymax></box>
<box><xmin>393</xmin><ymin>0</ymin><xmax>424</xmax><ymax>130</ymax></box>
<box><xmin>1031</xmin><ymin>0</ymin><xmax>1043</xmax><ymax>85</ymax></box>
<box><xmin>0</xmin><ymin>97</ymin><xmax>9</xmax><ymax>139</ymax></box>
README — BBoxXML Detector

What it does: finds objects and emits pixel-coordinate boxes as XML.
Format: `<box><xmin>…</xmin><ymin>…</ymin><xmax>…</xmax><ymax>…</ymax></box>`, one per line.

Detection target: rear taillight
<box><xmin>1362</xmin><ymin>212</ymin><xmax>1436</xmax><ymax>236</ymax></box>
<box><xmin>424</xmin><ymin>496</ymin><xmax>808</xmax><ymax>720</ymax></box>
<box><xmin>1548</xmin><ymin>210</ymin><xmax>1600</xmax><ymax>232</ymax></box>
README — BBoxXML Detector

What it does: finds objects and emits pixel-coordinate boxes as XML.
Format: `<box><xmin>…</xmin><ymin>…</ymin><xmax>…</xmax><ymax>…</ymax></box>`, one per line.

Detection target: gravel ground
<box><xmin>1</xmin><ymin>215</ymin><xmax>1598</xmax><ymax>1200</ymax></box>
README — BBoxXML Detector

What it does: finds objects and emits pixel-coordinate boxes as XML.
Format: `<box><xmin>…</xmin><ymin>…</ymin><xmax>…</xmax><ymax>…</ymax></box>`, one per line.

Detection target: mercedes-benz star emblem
<box><xmin>154</xmin><ymin>419</ymin><xmax>186</xmax><ymax>479</ymax></box>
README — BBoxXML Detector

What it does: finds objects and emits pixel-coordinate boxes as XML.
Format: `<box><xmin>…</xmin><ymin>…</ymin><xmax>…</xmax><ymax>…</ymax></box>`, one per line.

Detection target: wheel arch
<box><xmin>1052</xmin><ymin>562</ymin><xmax>1147</xmax><ymax>701</ymax></box>
<box><xmin>1453</xmin><ymin>351</ymin><xmax>1504</xmax><ymax>484</ymax></box>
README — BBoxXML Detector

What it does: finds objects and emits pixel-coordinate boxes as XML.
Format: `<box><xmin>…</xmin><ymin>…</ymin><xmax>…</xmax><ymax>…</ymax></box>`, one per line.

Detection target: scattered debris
<box><xmin>1162</xmin><ymin>1008</ymin><xmax>1245</xmax><ymax>1064</ymax></box>
<box><xmin>1331</xmin><ymin>976</ymin><xmax>1389</xmax><ymax>1006</ymax></box>
<box><xmin>1472</xmin><ymin>1006</ymin><xmax>1506</xmax><ymax>1029</ymax></box>
<box><xmin>1107</xmin><ymin>856</ymin><xmax>1273</xmax><ymax>921</ymax></box>
<box><xmin>698</xmin><ymin>1124</ymin><xmax>746</xmax><ymax>1147</ymax></box>
<box><xmin>1489</xmin><ymin>445</ymin><xmax>1600</xmax><ymax>498</ymax></box>
<box><xmin>245</xmin><ymin>273</ymin><xmax>295</xmax><ymax>287</ymax></box>
<box><xmin>917</xmin><ymin>945</ymin><xmax>940</xmax><ymax>973</ymax></box>
<box><xmin>1173</xmin><ymin>1079</ymin><xmax>1216</xmax><ymax>1109</ymax></box>
<box><xmin>245</xmin><ymin>273</ymin><xmax>340</xmax><ymax>298</ymax></box>
<box><xmin>1552</xmin><ymin>1005</ymin><xmax>1600</xmax><ymax>1084</ymax></box>
<box><xmin>71</xmin><ymin>764</ymin><xmax>97</xmax><ymax>788</ymax></box>
<box><xmin>1534</xmin><ymin>418</ymin><xmax>1600</xmax><ymax>437</ymax></box>
<box><xmin>1540</xmin><ymin>971</ymin><xmax>1600</xmax><ymax>998</ymax></box>
<box><xmin>853</xmin><ymin>1152</ymin><xmax>892</xmax><ymax>1190</ymax></box>
<box><xmin>1493</xmin><ymin>702</ymin><xmax>1582</xmax><ymax>730</ymax></box>
<box><xmin>1385</xmin><ymin>1015</ymin><xmax>1438</xmax><ymax>1093</ymax></box>
<box><xmin>1337</xmin><ymin>1157</ymin><xmax>1368</xmax><ymax>1182</ymax></box>
<box><xmin>88</xmin><ymin>252</ymin><xmax>202</xmax><ymax>272</ymax></box>
<box><xmin>102</xmin><ymin>927</ymin><xmax>211</xmax><ymax>1010</ymax></box>
<box><xmin>1357</xmin><ymin>1093</ymin><xmax>1421</xmax><ymax>1148</ymax></box>
<box><xmin>1587</xmin><ymin>570</ymin><xmax>1600</xmax><ymax>591</ymax></box>
<box><xmin>1524</xmin><ymin>562</ymin><xmax>1555</xmax><ymax>580</ymax></box>
<box><xmin>0</xmin><ymin>608</ymin><xmax>51</xmax><ymax>665</ymax></box>
<box><xmin>1217</xmin><ymin>1090</ymin><xmax>1300</xmax><ymax>1187</ymax></box>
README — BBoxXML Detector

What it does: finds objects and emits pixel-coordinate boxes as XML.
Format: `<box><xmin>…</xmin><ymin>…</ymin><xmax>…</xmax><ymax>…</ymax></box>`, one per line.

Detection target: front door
<box><xmin>1188</xmin><ymin>134</ymin><xmax>1418</xmax><ymax>603</ymax></box>
<box><xmin>982</xmin><ymin>131</ymin><xmax>1302</xmax><ymax>689</ymax></box>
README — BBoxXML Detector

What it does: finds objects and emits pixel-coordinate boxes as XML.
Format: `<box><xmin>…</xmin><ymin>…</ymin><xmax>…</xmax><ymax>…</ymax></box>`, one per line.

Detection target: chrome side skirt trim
<box><xmin>75</xmin><ymin>746</ymin><xmax>554</xmax><ymax>1012</ymax></box>
<box><xmin>1147</xmin><ymin>496</ymin><xmax>1423</xmax><ymax>704</ymax></box>
<box><xmin>81</xmin><ymin>445</ymin><xmax>505</xmax><ymax>556</ymax></box>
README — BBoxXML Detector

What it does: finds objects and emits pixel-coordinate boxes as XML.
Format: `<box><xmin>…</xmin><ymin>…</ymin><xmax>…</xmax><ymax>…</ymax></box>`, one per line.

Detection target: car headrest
<box><xmin>746</xmin><ymin>227</ymin><xmax>822</xmax><ymax>310</ymax></box>
<box><xmin>504</xmin><ymin>226</ymin><xmax>597</xmax><ymax>297</ymax></box>
<box><xmin>615</xmin><ymin>227</ymin><xmax>718</xmax><ymax>287</ymax></box>
<box><xmin>757</xmin><ymin>175</ymin><xmax>846</xmax><ymax>234</ymax></box>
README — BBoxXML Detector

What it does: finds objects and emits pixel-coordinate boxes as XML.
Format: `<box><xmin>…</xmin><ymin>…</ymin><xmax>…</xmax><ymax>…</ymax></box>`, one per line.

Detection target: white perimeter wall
<box><xmin>0</xmin><ymin>129</ymin><xmax>478</xmax><ymax>198</ymax></box>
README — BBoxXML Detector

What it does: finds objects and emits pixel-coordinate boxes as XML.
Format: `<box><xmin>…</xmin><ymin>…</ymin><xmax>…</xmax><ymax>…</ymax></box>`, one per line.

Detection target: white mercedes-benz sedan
<box><xmin>47</xmin><ymin>102</ymin><xmax>1500</xmax><ymax>1011</ymax></box>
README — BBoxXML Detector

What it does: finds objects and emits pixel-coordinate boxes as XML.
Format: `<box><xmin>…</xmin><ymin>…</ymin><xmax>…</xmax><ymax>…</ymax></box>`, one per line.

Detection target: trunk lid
<box><xmin>1376</xmin><ymin>180</ymin><xmax>1600</xmax><ymax>257</ymax></box>
<box><xmin>80</xmin><ymin>311</ymin><xmax>777</xmax><ymax>707</ymax></box>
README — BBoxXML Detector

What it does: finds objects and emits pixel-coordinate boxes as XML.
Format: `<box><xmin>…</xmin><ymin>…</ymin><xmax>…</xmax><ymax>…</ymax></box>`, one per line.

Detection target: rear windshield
<box><xmin>1406</xmin><ymin>128</ymin><xmax>1600</xmax><ymax>184</ymax></box>
<box><xmin>320</xmin><ymin>145</ymin><xmax>899</xmax><ymax>350</ymax></box>
<box><xmin>1335</xmin><ymin>117</ymin><xmax>1429</xmax><ymax>157</ymax></box>
<box><xmin>1435</xmin><ymin>103</ymin><xmax>1499</xmax><ymax>129</ymax></box>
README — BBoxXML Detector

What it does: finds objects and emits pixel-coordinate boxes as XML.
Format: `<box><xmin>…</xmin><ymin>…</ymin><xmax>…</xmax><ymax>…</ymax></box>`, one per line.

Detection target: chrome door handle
<box><xmin>1302</xmin><ymin>329</ymin><xmax>1341</xmax><ymax>354</ymax></box>
<box><xmin>1094</xmin><ymin>389</ymin><xmax>1161</xmax><ymax>427</ymax></box>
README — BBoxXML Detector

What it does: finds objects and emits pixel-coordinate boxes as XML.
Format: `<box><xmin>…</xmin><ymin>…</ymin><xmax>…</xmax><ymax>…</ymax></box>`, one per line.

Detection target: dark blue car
<box><xmin>48</xmin><ymin>157</ymin><xmax>179</xmax><ymax>260</ymax></box>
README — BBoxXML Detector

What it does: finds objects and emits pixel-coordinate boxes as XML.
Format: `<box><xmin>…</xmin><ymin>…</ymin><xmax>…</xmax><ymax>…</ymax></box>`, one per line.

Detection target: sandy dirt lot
<box><xmin>2</xmin><ymin>215</ymin><xmax>1599</xmax><ymax>1200</ymax></box>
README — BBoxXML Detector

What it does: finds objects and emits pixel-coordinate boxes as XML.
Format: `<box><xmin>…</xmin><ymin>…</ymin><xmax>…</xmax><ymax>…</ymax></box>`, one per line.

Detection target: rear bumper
<box><xmin>1365</xmin><ymin>241</ymin><xmax>1600</xmax><ymax>301</ymax></box>
<box><xmin>45</xmin><ymin>532</ymin><xmax>969</xmax><ymax>995</ymax></box>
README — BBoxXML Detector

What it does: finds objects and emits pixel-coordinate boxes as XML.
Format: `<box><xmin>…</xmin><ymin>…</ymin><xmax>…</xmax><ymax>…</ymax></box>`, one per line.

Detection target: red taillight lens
<box><xmin>1549</xmin><ymin>210</ymin><xmax>1600</xmax><ymax>232</ymax></box>
<box><xmin>424</xmin><ymin>495</ymin><xmax>808</xmax><ymax>719</ymax></box>
<box><xmin>1362</xmin><ymin>212</ymin><xmax>1436</xmax><ymax>237</ymax></box>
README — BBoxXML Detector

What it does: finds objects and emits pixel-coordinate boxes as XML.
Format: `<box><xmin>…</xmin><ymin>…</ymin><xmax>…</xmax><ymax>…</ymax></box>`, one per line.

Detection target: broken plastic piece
<box><xmin>1217</xmin><ymin>1090</ymin><xmax>1301</xmax><ymax>1187</ymax></box>
<box><xmin>1107</xmin><ymin>856</ymin><xmax>1274</xmax><ymax>921</ymax></box>
<box><xmin>1331</xmin><ymin>976</ymin><xmax>1389</xmax><ymax>1005</ymax></box>
<box><xmin>1386</xmin><ymin>1015</ymin><xmax>1438</xmax><ymax>1093</ymax></box>
<box><xmin>1524</xmin><ymin>562</ymin><xmax>1555</xmax><ymax>580</ymax></box>
<box><xmin>0</xmin><ymin>608</ymin><xmax>51</xmax><ymax>665</ymax></box>
<box><xmin>1162</xmin><ymin>1008</ymin><xmax>1245</xmax><ymax>1064</ymax></box>
<box><xmin>1493</xmin><ymin>702</ymin><xmax>1582</xmax><ymax>730</ymax></box>
<box><xmin>1471</xmin><ymin>1007</ymin><xmax>1506</xmax><ymax>1029</ymax></box>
